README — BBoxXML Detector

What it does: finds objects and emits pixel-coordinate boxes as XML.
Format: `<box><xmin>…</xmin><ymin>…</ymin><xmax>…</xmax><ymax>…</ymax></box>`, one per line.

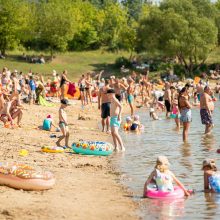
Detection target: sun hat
<box><xmin>126</xmin><ymin>116</ymin><xmax>132</xmax><ymax>122</ymax></box>
<box><xmin>156</xmin><ymin>156</ymin><xmax>170</xmax><ymax>166</ymax></box>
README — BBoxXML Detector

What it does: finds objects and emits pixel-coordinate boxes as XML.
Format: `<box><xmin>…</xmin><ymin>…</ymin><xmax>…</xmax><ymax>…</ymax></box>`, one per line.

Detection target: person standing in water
<box><xmin>107</xmin><ymin>89</ymin><xmax>125</xmax><ymax>152</ymax></box>
<box><xmin>200</xmin><ymin>86</ymin><xmax>214</xmax><ymax>134</ymax></box>
<box><xmin>196</xmin><ymin>80</ymin><xmax>204</xmax><ymax>102</ymax></box>
<box><xmin>98</xmin><ymin>79</ymin><xmax>111</xmax><ymax>133</ymax></box>
<box><xmin>178</xmin><ymin>87</ymin><xmax>192</xmax><ymax>142</ymax></box>
<box><xmin>164</xmin><ymin>82</ymin><xmax>172</xmax><ymax>118</ymax></box>
<box><xmin>127</xmin><ymin>78</ymin><xmax>135</xmax><ymax>116</ymax></box>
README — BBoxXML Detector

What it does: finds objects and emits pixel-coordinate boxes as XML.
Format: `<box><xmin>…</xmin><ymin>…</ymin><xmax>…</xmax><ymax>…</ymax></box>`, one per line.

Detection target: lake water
<box><xmin>111</xmin><ymin>103</ymin><xmax>220</xmax><ymax>220</ymax></box>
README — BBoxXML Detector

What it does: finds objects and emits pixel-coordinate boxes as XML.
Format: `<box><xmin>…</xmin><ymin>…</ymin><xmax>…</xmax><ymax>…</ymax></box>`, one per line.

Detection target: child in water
<box><xmin>202</xmin><ymin>159</ymin><xmax>220</xmax><ymax>193</ymax></box>
<box><xmin>171</xmin><ymin>99</ymin><xmax>180</xmax><ymax>128</ymax></box>
<box><xmin>130</xmin><ymin>115</ymin><xmax>142</xmax><ymax>131</ymax></box>
<box><xmin>143</xmin><ymin>156</ymin><xmax>190</xmax><ymax>197</ymax></box>
<box><xmin>149</xmin><ymin>103</ymin><xmax>159</xmax><ymax>120</ymax></box>
<box><xmin>124</xmin><ymin>116</ymin><xmax>132</xmax><ymax>131</ymax></box>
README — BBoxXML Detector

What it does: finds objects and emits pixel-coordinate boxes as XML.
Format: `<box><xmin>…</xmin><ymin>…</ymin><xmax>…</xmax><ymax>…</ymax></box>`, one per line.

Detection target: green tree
<box><xmin>0</xmin><ymin>0</ymin><xmax>31</xmax><ymax>55</ymax></box>
<box><xmin>69</xmin><ymin>1</ymin><xmax>104</xmax><ymax>50</ymax></box>
<box><xmin>36</xmin><ymin>0</ymin><xmax>77</xmax><ymax>58</ymax></box>
<box><xmin>100</xmin><ymin>2</ymin><xmax>129</xmax><ymax>50</ymax></box>
<box><xmin>137</xmin><ymin>0</ymin><xmax>218</xmax><ymax>75</ymax></box>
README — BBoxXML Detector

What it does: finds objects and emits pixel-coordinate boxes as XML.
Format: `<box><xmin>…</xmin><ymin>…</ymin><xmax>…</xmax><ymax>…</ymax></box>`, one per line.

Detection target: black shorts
<box><xmin>165</xmin><ymin>100</ymin><xmax>171</xmax><ymax>112</ymax></box>
<box><xmin>80</xmin><ymin>87</ymin><xmax>85</xmax><ymax>92</ymax></box>
<box><xmin>115</xmin><ymin>94</ymin><xmax>122</xmax><ymax>102</ymax></box>
<box><xmin>101</xmin><ymin>103</ymin><xmax>110</xmax><ymax>119</ymax></box>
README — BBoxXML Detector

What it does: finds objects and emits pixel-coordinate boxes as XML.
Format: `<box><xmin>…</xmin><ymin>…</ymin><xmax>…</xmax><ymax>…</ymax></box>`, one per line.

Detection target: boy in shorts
<box><xmin>56</xmin><ymin>99</ymin><xmax>70</xmax><ymax>148</ymax></box>
<box><xmin>107</xmin><ymin>89</ymin><xmax>125</xmax><ymax>152</ymax></box>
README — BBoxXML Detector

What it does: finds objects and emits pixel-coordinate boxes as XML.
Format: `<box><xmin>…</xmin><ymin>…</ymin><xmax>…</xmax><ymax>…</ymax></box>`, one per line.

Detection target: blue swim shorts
<box><xmin>110</xmin><ymin>116</ymin><xmax>121</xmax><ymax>128</ymax></box>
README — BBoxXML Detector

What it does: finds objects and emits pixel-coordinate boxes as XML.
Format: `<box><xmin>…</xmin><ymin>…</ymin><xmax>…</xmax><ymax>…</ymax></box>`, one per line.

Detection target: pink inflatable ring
<box><xmin>146</xmin><ymin>186</ymin><xmax>185</xmax><ymax>199</ymax></box>
<box><xmin>0</xmin><ymin>162</ymin><xmax>55</xmax><ymax>190</ymax></box>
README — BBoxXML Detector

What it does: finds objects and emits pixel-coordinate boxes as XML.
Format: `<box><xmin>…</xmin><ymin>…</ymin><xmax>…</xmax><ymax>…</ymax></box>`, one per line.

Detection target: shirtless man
<box><xmin>196</xmin><ymin>80</ymin><xmax>204</xmax><ymax>102</ymax></box>
<box><xmin>98</xmin><ymin>79</ymin><xmax>111</xmax><ymax>133</ymax></box>
<box><xmin>56</xmin><ymin>99</ymin><xmax>70</xmax><ymax>148</ymax></box>
<box><xmin>113</xmin><ymin>78</ymin><xmax>127</xmax><ymax>102</ymax></box>
<box><xmin>127</xmin><ymin>78</ymin><xmax>135</xmax><ymax>116</ymax></box>
<box><xmin>107</xmin><ymin>89</ymin><xmax>125</xmax><ymax>152</ymax></box>
<box><xmin>164</xmin><ymin>82</ymin><xmax>172</xmax><ymax>118</ymax></box>
<box><xmin>200</xmin><ymin>86</ymin><xmax>213</xmax><ymax>134</ymax></box>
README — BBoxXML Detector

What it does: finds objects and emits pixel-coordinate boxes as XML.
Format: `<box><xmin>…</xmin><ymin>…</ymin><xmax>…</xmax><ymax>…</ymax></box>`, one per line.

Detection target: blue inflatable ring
<box><xmin>72</xmin><ymin>141</ymin><xmax>113</xmax><ymax>156</ymax></box>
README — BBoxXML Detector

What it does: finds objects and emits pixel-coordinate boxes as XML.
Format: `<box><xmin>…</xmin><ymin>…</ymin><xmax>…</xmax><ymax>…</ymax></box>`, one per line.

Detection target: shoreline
<box><xmin>0</xmin><ymin>101</ymin><xmax>138</xmax><ymax>220</ymax></box>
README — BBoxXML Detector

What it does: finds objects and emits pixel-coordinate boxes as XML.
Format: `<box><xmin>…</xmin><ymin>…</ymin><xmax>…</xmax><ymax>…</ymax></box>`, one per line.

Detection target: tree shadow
<box><xmin>89</xmin><ymin>63</ymin><xmax>130</xmax><ymax>78</ymax></box>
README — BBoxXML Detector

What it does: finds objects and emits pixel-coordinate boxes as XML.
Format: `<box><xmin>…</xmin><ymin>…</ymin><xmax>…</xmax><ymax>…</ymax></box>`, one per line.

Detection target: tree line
<box><xmin>0</xmin><ymin>0</ymin><xmax>220</xmax><ymax>74</ymax></box>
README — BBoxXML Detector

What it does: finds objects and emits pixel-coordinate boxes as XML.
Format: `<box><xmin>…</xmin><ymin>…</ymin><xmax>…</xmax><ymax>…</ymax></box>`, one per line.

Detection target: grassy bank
<box><xmin>0</xmin><ymin>50</ymin><xmax>130</xmax><ymax>81</ymax></box>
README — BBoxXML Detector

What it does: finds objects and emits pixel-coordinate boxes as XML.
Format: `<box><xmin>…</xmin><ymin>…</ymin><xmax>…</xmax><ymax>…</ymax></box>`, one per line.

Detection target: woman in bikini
<box><xmin>85</xmin><ymin>73</ymin><xmax>92</xmax><ymax>105</ymax></box>
<box><xmin>78</xmin><ymin>75</ymin><xmax>86</xmax><ymax>107</ymax></box>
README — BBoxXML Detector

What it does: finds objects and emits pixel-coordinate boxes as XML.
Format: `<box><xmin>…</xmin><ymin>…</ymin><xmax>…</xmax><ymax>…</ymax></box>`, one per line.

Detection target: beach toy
<box><xmin>19</xmin><ymin>149</ymin><xmax>29</xmax><ymax>157</ymax></box>
<box><xmin>0</xmin><ymin>162</ymin><xmax>55</xmax><ymax>190</ymax></box>
<box><xmin>41</xmin><ymin>146</ymin><xmax>64</xmax><ymax>153</ymax></box>
<box><xmin>145</xmin><ymin>186</ymin><xmax>185</xmax><ymax>199</ymax></box>
<box><xmin>72</xmin><ymin>141</ymin><xmax>113</xmax><ymax>156</ymax></box>
<box><xmin>123</xmin><ymin>123</ymin><xmax>129</xmax><ymax>131</ymax></box>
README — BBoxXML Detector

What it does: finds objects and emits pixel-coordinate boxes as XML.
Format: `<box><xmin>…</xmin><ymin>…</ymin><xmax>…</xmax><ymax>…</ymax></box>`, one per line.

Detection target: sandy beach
<box><xmin>0</xmin><ymin>101</ymin><xmax>138</xmax><ymax>220</ymax></box>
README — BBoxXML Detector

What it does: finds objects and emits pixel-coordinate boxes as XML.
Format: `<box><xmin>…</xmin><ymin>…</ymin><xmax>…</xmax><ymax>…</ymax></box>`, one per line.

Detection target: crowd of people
<box><xmin>0</xmin><ymin>65</ymin><xmax>219</xmax><ymax>194</ymax></box>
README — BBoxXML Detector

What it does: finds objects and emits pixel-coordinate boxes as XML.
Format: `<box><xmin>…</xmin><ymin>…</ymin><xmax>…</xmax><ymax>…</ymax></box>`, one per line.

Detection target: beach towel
<box><xmin>67</xmin><ymin>83</ymin><xmax>76</xmax><ymax>97</ymax></box>
<box><xmin>39</xmin><ymin>95</ymin><xmax>55</xmax><ymax>107</ymax></box>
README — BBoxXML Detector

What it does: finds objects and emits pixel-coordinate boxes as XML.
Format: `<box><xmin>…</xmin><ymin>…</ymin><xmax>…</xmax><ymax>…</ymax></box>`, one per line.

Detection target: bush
<box><xmin>173</xmin><ymin>64</ymin><xmax>185</xmax><ymax>76</ymax></box>
<box><xmin>115</xmin><ymin>56</ymin><xmax>131</xmax><ymax>68</ymax></box>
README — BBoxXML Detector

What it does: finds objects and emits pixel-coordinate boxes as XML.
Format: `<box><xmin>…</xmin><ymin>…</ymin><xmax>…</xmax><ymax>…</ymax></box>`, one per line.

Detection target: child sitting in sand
<box><xmin>123</xmin><ymin>116</ymin><xmax>132</xmax><ymax>131</ymax></box>
<box><xmin>42</xmin><ymin>114</ymin><xmax>59</xmax><ymax>131</ymax></box>
<box><xmin>143</xmin><ymin>156</ymin><xmax>190</xmax><ymax>197</ymax></box>
<box><xmin>130</xmin><ymin>115</ymin><xmax>142</xmax><ymax>131</ymax></box>
<box><xmin>202</xmin><ymin>159</ymin><xmax>220</xmax><ymax>193</ymax></box>
<box><xmin>56</xmin><ymin>99</ymin><xmax>70</xmax><ymax>149</ymax></box>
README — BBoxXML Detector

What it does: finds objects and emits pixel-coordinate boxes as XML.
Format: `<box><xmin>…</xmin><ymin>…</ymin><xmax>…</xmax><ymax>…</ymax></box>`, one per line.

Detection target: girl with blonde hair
<box><xmin>143</xmin><ymin>156</ymin><xmax>190</xmax><ymax>197</ymax></box>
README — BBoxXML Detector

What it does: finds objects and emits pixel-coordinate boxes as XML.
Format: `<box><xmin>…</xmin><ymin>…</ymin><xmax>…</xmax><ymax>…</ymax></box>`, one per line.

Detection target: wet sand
<box><xmin>0</xmin><ymin>101</ymin><xmax>137</xmax><ymax>220</ymax></box>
